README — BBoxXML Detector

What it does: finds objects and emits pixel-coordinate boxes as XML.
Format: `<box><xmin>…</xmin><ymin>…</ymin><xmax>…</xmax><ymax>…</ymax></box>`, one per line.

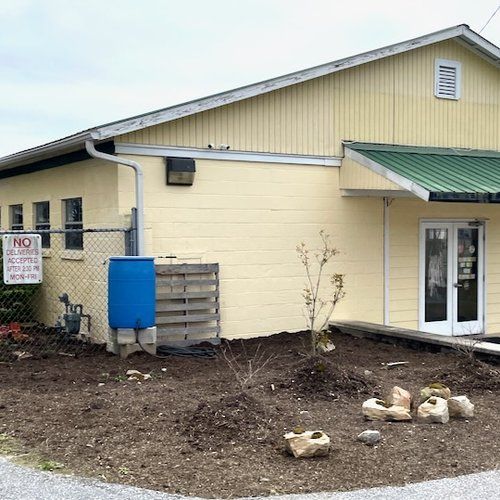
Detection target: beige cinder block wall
<box><xmin>118</xmin><ymin>154</ymin><xmax>384</xmax><ymax>339</ymax></box>
<box><xmin>0</xmin><ymin>160</ymin><xmax>124</xmax><ymax>341</ymax></box>
<box><xmin>389</xmin><ymin>198</ymin><xmax>500</xmax><ymax>334</ymax></box>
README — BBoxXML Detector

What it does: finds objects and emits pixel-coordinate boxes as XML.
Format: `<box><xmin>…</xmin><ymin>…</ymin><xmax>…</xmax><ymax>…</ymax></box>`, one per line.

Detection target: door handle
<box><xmin>453</xmin><ymin>283</ymin><xmax>463</xmax><ymax>288</ymax></box>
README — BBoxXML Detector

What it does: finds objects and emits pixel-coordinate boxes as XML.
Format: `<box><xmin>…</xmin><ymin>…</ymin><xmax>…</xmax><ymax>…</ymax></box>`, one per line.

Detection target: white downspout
<box><xmin>383</xmin><ymin>197</ymin><xmax>391</xmax><ymax>325</ymax></box>
<box><xmin>85</xmin><ymin>140</ymin><xmax>145</xmax><ymax>256</ymax></box>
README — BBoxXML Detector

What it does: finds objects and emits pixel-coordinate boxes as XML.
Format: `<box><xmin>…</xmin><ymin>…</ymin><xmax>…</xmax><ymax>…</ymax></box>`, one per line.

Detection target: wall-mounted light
<box><xmin>165</xmin><ymin>157</ymin><xmax>196</xmax><ymax>186</ymax></box>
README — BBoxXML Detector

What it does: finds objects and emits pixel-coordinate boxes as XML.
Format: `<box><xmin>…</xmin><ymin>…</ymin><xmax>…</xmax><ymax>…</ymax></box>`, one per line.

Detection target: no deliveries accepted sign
<box><xmin>2</xmin><ymin>234</ymin><xmax>43</xmax><ymax>285</ymax></box>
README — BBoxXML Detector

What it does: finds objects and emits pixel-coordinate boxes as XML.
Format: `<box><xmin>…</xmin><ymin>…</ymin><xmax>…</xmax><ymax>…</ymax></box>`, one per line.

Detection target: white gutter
<box><xmin>85</xmin><ymin>140</ymin><xmax>145</xmax><ymax>256</ymax></box>
<box><xmin>115</xmin><ymin>143</ymin><xmax>341</xmax><ymax>166</ymax></box>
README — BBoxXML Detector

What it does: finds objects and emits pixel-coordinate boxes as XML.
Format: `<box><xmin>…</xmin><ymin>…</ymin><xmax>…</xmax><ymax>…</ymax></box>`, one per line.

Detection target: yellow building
<box><xmin>0</xmin><ymin>24</ymin><xmax>499</xmax><ymax>343</ymax></box>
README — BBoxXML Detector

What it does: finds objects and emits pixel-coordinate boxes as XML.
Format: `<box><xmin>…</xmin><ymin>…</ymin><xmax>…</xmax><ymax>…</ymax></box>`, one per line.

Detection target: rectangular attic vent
<box><xmin>434</xmin><ymin>59</ymin><xmax>461</xmax><ymax>100</ymax></box>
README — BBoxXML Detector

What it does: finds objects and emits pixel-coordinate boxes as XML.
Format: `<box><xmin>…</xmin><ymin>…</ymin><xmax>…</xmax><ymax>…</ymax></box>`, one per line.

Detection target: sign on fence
<box><xmin>2</xmin><ymin>234</ymin><xmax>43</xmax><ymax>285</ymax></box>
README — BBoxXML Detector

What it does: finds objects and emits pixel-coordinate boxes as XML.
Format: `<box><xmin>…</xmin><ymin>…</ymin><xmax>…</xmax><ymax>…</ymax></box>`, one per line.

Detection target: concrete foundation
<box><xmin>107</xmin><ymin>326</ymin><xmax>157</xmax><ymax>359</ymax></box>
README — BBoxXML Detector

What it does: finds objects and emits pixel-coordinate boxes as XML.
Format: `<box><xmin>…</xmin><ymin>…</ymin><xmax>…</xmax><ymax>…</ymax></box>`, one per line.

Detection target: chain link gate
<box><xmin>0</xmin><ymin>228</ymin><xmax>134</xmax><ymax>361</ymax></box>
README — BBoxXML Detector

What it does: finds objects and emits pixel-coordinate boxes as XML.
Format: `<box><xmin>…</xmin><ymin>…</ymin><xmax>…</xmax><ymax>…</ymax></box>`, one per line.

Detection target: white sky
<box><xmin>0</xmin><ymin>0</ymin><xmax>499</xmax><ymax>156</ymax></box>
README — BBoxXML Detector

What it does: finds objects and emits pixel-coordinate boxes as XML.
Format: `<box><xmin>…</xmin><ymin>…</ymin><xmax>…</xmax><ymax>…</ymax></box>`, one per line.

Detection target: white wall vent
<box><xmin>434</xmin><ymin>59</ymin><xmax>461</xmax><ymax>100</ymax></box>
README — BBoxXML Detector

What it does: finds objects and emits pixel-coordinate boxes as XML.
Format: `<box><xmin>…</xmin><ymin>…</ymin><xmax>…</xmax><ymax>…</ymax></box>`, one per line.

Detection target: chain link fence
<box><xmin>0</xmin><ymin>228</ymin><xmax>133</xmax><ymax>362</ymax></box>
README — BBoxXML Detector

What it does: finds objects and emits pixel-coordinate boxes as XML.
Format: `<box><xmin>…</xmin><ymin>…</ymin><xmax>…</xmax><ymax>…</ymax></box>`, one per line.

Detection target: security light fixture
<box><xmin>166</xmin><ymin>157</ymin><xmax>196</xmax><ymax>186</ymax></box>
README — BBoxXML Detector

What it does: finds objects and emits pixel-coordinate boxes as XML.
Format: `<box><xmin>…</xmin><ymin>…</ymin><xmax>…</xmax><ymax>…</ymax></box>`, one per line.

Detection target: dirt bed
<box><xmin>0</xmin><ymin>331</ymin><xmax>499</xmax><ymax>498</ymax></box>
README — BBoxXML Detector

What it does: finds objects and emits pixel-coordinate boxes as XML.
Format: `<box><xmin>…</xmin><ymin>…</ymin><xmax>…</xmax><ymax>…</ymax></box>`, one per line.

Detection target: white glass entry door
<box><xmin>419</xmin><ymin>222</ymin><xmax>484</xmax><ymax>336</ymax></box>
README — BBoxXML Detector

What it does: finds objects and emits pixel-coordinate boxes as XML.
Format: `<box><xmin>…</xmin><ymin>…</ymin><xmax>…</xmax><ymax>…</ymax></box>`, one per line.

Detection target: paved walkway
<box><xmin>0</xmin><ymin>458</ymin><xmax>499</xmax><ymax>500</ymax></box>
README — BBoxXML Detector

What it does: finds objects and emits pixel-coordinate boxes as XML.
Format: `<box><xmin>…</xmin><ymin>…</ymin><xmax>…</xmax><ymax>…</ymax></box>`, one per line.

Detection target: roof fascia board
<box><xmin>344</xmin><ymin>147</ymin><xmax>430</xmax><ymax>201</ymax></box>
<box><xmin>93</xmin><ymin>26</ymin><xmax>468</xmax><ymax>141</ymax></box>
<box><xmin>115</xmin><ymin>143</ymin><xmax>341</xmax><ymax>166</ymax></box>
<box><xmin>0</xmin><ymin>132</ymin><xmax>92</xmax><ymax>170</ymax></box>
<box><xmin>0</xmin><ymin>141</ymin><xmax>115</xmax><ymax>178</ymax></box>
<box><xmin>456</xmin><ymin>26</ymin><xmax>500</xmax><ymax>67</ymax></box>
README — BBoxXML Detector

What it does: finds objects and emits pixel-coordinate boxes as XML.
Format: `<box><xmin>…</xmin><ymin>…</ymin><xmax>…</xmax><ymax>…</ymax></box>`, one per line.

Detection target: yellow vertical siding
<box><xmin>117</xmin><ymin>40</ymin><xmax>499</xmax><ymax>155</ymax></box>
<box><xmin>389</xmin><ymin>198</ymin><xmax>500</xmax><ymax>334</ymax></box>
<box><xmin>118</xmin><ymin>155</ymin><xmax>384</xmax><ymax>339</ymax></box>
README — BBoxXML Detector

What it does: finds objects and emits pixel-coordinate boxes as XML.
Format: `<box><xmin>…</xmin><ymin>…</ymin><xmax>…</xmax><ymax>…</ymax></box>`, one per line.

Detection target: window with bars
<box><xmin>63</xmin><ymin>198</ymin><xmax>83</xmax><ymax>250</ymax></box>
<box><xmin>34</xmin><ymin>201</ymin><xmax>50</xmax><ymax>248</ymax></box>
<box><xmin>434</xmin><ymin>59</ymin><xmax>461</xmax><ymax>100</ymax></box>
<box><xmin>10</xmin><ymin>204</ymin><xmax>23</xmax><ymax>231</ymax></box>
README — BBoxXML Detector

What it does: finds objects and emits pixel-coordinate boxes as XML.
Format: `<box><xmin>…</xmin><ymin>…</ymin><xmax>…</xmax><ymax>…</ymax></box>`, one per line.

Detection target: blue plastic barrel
<box><xmin>108</xmin><ymin>256</ymin><xmax>156</xmax><ymax>329</ymax></box>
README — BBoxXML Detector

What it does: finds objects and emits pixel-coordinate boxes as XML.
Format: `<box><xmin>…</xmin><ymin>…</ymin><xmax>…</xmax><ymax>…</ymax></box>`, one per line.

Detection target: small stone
<box><xmin>420</xmin><ymin>383</ymin><xmax>451</xmax><ymax>402</ymax></box>
<box><xmin>357</xmin><ymin>430</ymin><xmax>381</xmax><ymax>446</ymax></box>
<box><xmin>448</xmin><ymin>396</ymin><xmax>474</xmax><ymax>418</ymax></box>
<box><xmin>318</xmin><ymin>341</ymin><xmax>335</xmax><ymax>353</ymax></box>
<box><xmin>417</xmin><ymin>396</ymin><xmax>449</xmax><ymax>424</ymax></box>
<box><xmin>363</xmin><ymin>370</ymin><xmax>373</xmax><ymax>377</ymax></box>
<box><xmin>126</xmin><ymin>369</ymin><xmax>151</xmax><ymax>381</ymax></box>
<box><xmin>284</xmin><ymin>430</ymin><xmax>330</xmax><ymax>458</ymax></box>
<box><xmin>362</xmin><ymin>398</ymin><xmax>412</xmax><ymax>421</ymax></box>
<box><xmin>387</xmin><ymin>386</ymin><xmax>412</xmax><ymax>410</ymax></box>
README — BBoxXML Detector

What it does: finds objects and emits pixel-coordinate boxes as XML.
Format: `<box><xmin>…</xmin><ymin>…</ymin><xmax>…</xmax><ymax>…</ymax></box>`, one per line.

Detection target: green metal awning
<box><xmin>344</xmin><ymin>142</ymin><xmax>500</xmax><ymax>202</ymax></box>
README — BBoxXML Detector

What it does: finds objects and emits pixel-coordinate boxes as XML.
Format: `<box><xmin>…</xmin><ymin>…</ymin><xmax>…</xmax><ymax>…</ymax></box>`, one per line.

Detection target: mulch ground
<box><xmin>0</xmin><ymin>331</ymin><xmax>499</xmax><ymax>498</ymax></box>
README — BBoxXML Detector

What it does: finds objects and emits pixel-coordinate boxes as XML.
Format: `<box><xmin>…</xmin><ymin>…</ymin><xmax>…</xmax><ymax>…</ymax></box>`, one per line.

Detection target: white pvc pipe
<box><xmin>383</xmin><ymin>197</ymin><xmax>390</xmax><ymax>325</ymax></box>
<box><xmin>85</xmin><ymin>140</ymin><xmax>145</xmax><ymax>256</ymax></box>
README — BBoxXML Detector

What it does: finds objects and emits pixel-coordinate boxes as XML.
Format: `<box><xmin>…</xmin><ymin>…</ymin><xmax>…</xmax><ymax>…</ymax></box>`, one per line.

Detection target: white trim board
<box><xmin>344</xmin><ymin>148</ymin><xmax>430</xmax><ymax>201</ymax></box>
<box><xmin>114</xmin><ymin>143</ymin><xmax>341</xmax><ymax>166</ymax></box>
<box><xmin>0</xmin><ymin>25</ymin><xmax>498</xmax><ymax>171</ymax></box>
<box><xmin>341</xmin><ymin>189</ymin><xmax>415</xmax><ymax>198</ymax></box>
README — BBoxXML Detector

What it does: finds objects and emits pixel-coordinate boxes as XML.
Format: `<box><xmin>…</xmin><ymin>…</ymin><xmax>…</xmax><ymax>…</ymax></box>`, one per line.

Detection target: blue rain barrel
<box><xmin>108</xmin><ymin>256</ymin><xmax>156</xmax><ymax>329</ymax></box>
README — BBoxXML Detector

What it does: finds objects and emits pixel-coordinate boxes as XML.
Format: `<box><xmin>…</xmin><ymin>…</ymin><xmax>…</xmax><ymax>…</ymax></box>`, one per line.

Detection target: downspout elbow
<box><xmin>85</xmin><ymin>139</ymin><xmax>145</xmax><ymax>256</ymax></box>
<box><xmin>85</xmin><ymin>140</ymin><xmax>143</xmax><ymax>176</ymax></box>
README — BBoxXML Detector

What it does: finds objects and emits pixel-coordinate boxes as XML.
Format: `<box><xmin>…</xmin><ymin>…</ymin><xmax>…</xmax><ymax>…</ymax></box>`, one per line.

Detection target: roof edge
<box><xmin>344</xmin><ymin>141</ymin><xmax>500</xmax><ymax>158</ymax></box>
<box><xmin>1</xmin><ymin>24</ymin><xmax>498</xmax><ymax>169</ymax></box>
<box><xmin>93</xmin><ymin>25</ymin><xmax>473</xmax><ymax>141</ymax></box>
<box><xmin>0</xmin><ymin>132</ymin><xmax>93</xmax><ymax>170</ymax></box>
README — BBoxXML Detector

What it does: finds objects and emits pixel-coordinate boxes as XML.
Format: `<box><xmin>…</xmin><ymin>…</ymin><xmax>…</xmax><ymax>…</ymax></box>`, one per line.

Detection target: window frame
<box><xmin>34</xmin><ymin>201</ymin><xmax>51</xmax><ymax>248</ymax></box>
<box><xmin>434</xmin><ymin>58</ymin><xmax>461</xmax><ymax>100</ymax></box>
<box><xmin>9</xmin><ymin>204</ymin><xmax>24</xmax><ymax>231</ymax></box>
<box><xmin>63</xmin><ymin>197</ymin><xmax>83</xmax><ymax>250</ymax></box>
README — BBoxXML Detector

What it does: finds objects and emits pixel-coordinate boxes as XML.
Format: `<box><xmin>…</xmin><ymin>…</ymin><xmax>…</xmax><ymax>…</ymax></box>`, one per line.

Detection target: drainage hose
<box><xmin>156</xmin><ymin>345</ymin><xmax>217</xmax><ymax>358</ymax></box>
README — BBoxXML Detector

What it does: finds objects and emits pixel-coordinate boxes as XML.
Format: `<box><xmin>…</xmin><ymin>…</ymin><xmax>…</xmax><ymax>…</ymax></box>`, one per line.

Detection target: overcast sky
<box><xmin>1</xmin><ymin>0</ymin><xmax>499</xmax><ymax>156</ymax></box>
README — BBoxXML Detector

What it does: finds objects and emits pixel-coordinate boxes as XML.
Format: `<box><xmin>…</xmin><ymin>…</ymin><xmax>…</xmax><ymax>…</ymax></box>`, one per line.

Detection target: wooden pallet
<box><xmin>155</xmin><ymin>263</ymin><xmax>220</xmax><ymax>346</ymax></box>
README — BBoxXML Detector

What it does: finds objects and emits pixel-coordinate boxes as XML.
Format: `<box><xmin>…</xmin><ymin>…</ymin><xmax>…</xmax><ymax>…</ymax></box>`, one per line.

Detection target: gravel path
<box><xmin>0</xmin><ymin>458</ymin><xmax>499</xmax><ymax>500</ymax></box>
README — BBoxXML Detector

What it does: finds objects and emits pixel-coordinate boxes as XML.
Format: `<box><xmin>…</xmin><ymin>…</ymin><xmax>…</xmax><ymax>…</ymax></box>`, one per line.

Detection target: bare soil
<box><xmin>0</xmin><ymin>331</ymin><xmax>499</xmax><ymax>498</ymax></box>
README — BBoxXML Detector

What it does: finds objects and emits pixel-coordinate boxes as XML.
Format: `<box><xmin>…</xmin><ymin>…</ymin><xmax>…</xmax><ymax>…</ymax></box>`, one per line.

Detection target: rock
<box><xmin>357</xmin><ymin>430</ymin><xmax>381</xmax><ymax>446</ymax></box>
<box><xmin>420</xmin><ymin>383</ymin><xmax>451</xmax><ymax>402</ymax></box>
<box><xmin>13</xmin><ymin>351</ymin><xmax>33</xmax><ymax>360</ymax></box>
<box><xmin>362</xmin><ymin>398</ymin><xmax>412</xmax><ymax>421</ymax></box>
<box><xmin>387</xmin><ymin>386</ymin><xmax>412</xmax><ymax>410</ymax></box>
<box><xmin>363</xmin><ymin>370</ymin><xmax>373</xmax><ymax>377</ymax></box>
<box><xmin>417</xmin><ymin>396</ymin><xmax>449</xmax><ymax>424</ymax></box>
<box><xmin>385</xmin><ymin>361</ymin><xmax>409</xmax><ymax>369</ymax></box>
<box><xmin>284</xmin><ymin>430</ymin><xmax>330</xmax><ymax>458</ymax></box>
<box><xmin>318</xmin><ymin>341</ymin><xmax>336</xmax><ymax>353</ymax></box>
<box><xmin>126</xmin><ymin>369</ymin><xmax>152</xmax><ymax>381</ymax></box>
<box><xmin>448</xmin><ymin>396</ymin><xmax>474</xmax><ymax>418</ymax></box>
